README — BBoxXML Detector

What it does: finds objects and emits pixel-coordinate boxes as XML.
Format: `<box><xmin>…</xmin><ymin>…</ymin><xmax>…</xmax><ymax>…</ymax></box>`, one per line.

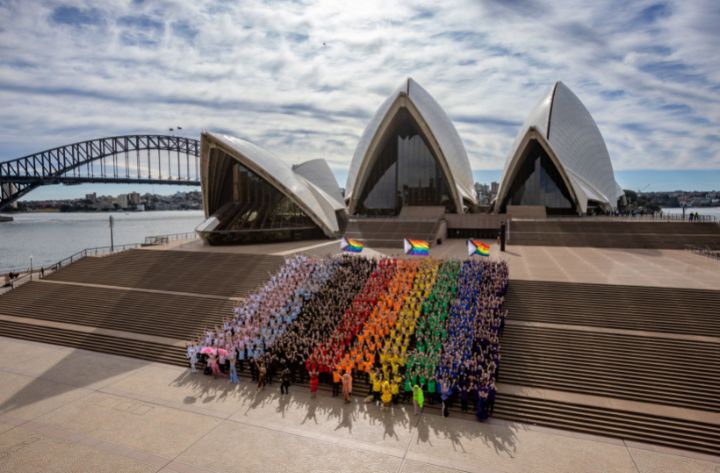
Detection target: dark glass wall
<box><xmin>203</xmin><ymin>149</ymin><xmax>323</xmax><ymax>244</ymax></box>
<box><xmin>356</xmin><ymin>109</ymin><xmax>455</xmax><ymax>215</ymax></box>
<box><xmin>500</xmin><ymin>140</ymin><xmax>576</xmax><ymax>214</ymax></box>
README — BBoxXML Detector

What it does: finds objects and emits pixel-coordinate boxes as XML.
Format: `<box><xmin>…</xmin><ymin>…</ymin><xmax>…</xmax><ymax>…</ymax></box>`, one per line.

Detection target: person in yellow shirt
<box><xmin>390</xmin><ymin>379</ymin><xmax>399</xmax><ymax>404</ymax></box>
<box><xmin>381</xmin><ymin>380</ymin><xmax>392</xmax><ymax>407</ymax></box>
<box><xmin>371</xmin><ymin>370</ymin><xmax>381</xmax><ymax>403</ymax></box>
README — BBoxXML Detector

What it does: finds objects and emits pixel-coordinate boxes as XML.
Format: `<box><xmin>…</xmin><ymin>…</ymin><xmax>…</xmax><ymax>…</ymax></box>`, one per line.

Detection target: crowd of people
<box><xmin>405</xmin><ymin>259</ymin><xmax>461</xmax><ymax>413</ymax></box>
<box><xmin>186</xmin><ymin>254</ymin><xmax>509</xmax><ymax>422</ymax></box>
<box><xmin>437</xmin><ymin>260</ymin><xmax>508</xmax><ymax>419</ymax></box>
<box><xmin>372</xmin><ymin>259</ymin><xmax>438</xmax><ymax>407</ymax></box>
<box><xmin>308</xmin><ymin>258</ymin><xmax>397</xmax><ymax>374</ymax></box>
<box><xmin>263</xmin><ymin>256</ymin><xmax>375</xmax><ymax>389</ymax></box>
<box><xmin>336</xmin><ymin>259</ymin><xmax>419</xmax><ymax>399</ymax></box>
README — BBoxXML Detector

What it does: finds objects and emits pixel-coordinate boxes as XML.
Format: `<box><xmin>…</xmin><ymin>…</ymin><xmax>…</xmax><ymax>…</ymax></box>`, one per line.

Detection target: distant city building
<box><xmin>116</xmin><ymin>194</ymin><xmax>129</xmax><ymax>209</ymax></box>
<box><xmin>85</xmin><ymin>192</ymin><xmax>97</xmax><ymax>203</ymax></box>
<box><xmin>474</xmin><ymin>183</ymin><xmax>490</xmax><ymax>205</ymax></box>
<box><xmin>128</xmin><ymin>192</ymin><xmax>141</xmax><ymax>205</ymax></box>
<box><xmin>490</xmin><ymin>181</ymin><xmax>499</xmax><ymax>195</ymax></box>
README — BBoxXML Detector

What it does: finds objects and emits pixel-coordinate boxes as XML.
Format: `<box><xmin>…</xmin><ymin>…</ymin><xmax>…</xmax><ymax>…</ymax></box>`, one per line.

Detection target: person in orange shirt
<box><xmin>332</xmin><ymin>369</ymin><xmax>341</xmax><ymax>397</ymax></box>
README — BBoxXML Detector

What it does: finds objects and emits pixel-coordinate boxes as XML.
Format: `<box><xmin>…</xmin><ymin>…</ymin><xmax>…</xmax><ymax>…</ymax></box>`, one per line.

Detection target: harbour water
<box><xmin>0</xmin><ymin>210</ymin><xmax>204</xmax><ymax>273</ymax></box>
<box><xmin>661</xmin><ymin>207</ymin><xmax>720</xmax><ymax>218</ymax></box>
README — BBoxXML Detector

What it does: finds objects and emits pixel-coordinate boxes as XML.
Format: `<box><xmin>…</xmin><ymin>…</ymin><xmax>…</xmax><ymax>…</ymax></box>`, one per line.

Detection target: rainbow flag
<box><xmin>404</xmin><ymin>238</ymin><xmax>430</xmax><ymax>256</ymax></box>
<box><xmin>467</xmin><ymin>239</ymin><xmax>491</xmax><ymax>257</ymax></box>
<box><xmin>341</xmin><ymin>236</ymin><xmax>364</xmax><ymax>253</ymax></box>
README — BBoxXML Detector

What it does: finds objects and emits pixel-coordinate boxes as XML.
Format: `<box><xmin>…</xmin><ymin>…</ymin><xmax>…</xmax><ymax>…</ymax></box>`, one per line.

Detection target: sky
<box><xmin>1</xmin><ymin>0</ymin><xmax>719</xmax><ymax>200</ymax></box>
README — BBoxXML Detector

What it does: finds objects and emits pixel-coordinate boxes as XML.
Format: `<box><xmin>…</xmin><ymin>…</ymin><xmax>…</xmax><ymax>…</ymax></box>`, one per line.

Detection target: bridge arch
<box><xmin>0</xmin><ymin>135</ymin><xmax>200</xmax><ymax>209</ymax></box>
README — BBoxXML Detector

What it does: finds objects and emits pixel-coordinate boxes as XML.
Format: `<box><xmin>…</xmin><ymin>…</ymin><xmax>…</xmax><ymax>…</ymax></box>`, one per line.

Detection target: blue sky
<box><xmin>1</xmin><ymin>0</ymin><xmax>719</xmax><ymax>200</ymax></box>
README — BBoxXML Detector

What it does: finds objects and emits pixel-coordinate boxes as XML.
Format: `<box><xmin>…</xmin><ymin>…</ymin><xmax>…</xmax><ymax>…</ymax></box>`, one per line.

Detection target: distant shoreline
<box><xmin>2</xmin><ymin>208</ymin><xmax>201</xmax><ymax>213</ymax></box>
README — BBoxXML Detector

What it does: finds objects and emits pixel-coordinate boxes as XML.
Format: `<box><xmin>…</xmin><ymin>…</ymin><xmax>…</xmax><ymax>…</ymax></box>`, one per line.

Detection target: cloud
<box><xmin>0</xmin><ymin>0</ymin><xmax>718</xmax><ymax>183</ymax></box>
<box><xmin>49</xmin><ymin>5</ymin><xmax>104</xmax><ymax>27</ymax></box>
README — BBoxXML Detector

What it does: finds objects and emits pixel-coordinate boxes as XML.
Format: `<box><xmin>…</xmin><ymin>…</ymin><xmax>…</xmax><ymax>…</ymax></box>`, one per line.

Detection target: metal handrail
<box><xmin>1</xmin><ymin>230</ymin><xmax>200</xmax><ymax>292</ymax></box>
<box><xmin>2</xmin><ymin>230</ymin><xmax>198</xmax><ymax>277</ymax></box>
<box><xmin>513</xmin><ymin>214</ymin><xmax>718</xmax><ymax>223</ymax></box>
<box><xmin>685</xmin><ymin>244</ymin><xmax>720</xmax><ymax>260</ymax></box>
<box><xmin>143</xmin><ymin>231</ymin><xmax>198</xmax><ymax>245</ymax></box>
<box><xmin>1</xmin><ymin>243</ymin><xmax>142</xmax><ymax>278</ymax></box>
<box><xmin>48</xmin><ymin>243</ymin><xmax>144</xmax><ymax>272</ymax></box>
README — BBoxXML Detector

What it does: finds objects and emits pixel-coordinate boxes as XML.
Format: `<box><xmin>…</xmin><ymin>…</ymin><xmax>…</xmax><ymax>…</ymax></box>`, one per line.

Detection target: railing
<box><xmin>49</xmin><ymin>243</ymin><xmax>144</xmax><ymax>272</ymax></box>
<box><xmin>143</xmin><ymin>231</ymin><xmax>199</xmax><ymax>245</ymax></box>
<box><xmin>0</xmin><ymin>242</ymin><xmax>143</xmax><ymax>293</ymax></box>
<box><xmin>1</xmin><ymin>230</ymin><xmax>200</xmax><ymax>291</ymax></box>
<box><xmin>513</xmin><ymin>213</ymin><xmax>718</xmax><ymax>223</ymax></box>
<box><xmin>686</xmin><ymin>244</ymin><xmax>720</xmax><ymax>261</ymax></box>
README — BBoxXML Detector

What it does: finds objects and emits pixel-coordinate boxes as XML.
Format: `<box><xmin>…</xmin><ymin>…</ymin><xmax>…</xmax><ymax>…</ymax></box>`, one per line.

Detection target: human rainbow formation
<box><xmin>187</xmin><ymin>254</ymin><xmax>508</xmax><ymax>421</ymax></box>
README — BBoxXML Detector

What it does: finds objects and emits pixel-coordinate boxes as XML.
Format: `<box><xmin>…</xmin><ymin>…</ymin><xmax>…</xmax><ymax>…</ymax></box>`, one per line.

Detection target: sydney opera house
<box><xmin>196</xmin><ymin>78</ymin><xmax>624</xmax><ymax>245</ymax></box>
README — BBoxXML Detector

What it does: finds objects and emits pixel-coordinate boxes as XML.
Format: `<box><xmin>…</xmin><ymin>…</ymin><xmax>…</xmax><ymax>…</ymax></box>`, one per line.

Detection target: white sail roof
<box><xmin>497</xmin><ymin>81</ymin><xmax>624</xmax><ymax>213</ymax></box>
<box><xmin>199</xmin><ymin>132</ymin><xmax>342</xmax><ymax>237</ymax></box>
<box><xmin>346</xmin><ymin>78</ymin><xmax>477</xmax><ymax>212</ymax></box>
<box><xmin>292</xmin><ymin>159</ymin><xmax>344</xmax><ymax>206</ymax></box>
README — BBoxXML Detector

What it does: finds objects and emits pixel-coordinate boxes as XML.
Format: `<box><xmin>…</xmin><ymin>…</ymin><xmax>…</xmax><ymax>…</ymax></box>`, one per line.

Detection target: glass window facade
<box><xmin>500</xmin><ymin>140</ymin><xmax>576</xmax><ymax>214</ymax></box>
<box><xmin>204</xmin><ymin>149</ymin><xmax>323</xmax><ymax>244</ymax></box>
<box><xmin>356</xmin><ymin>109</ymin><xmax>456</xmax><ymax>215</ymax></box>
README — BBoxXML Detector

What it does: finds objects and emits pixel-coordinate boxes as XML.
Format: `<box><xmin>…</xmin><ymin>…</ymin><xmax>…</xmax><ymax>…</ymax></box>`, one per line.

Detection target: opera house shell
<box><xmin>345</xmin><ymin>78</ymin><xmax>477</xmax><ymax>215</ymax></box>
<box><xmin>196</xmin><ymin>79</ymin><xmax>625</xmax><ymax>245</ymax></box>
<box><xmin>494</xmin><ymin>81</ymin><xmax>624</xmax><ymax>215</ymax></box>
<box><xmin>197</xmin><ymin>131</ymin><xmax>346</xmax><ymax>244</ymax></box>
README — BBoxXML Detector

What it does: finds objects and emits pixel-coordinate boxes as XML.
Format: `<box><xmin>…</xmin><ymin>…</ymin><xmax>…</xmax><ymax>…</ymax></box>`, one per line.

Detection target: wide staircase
<box><xmin>509</xmin><ymin>220</ymin><xmax>720</xmax><ymax>249</ymax></box>
<box><xmin>1</xmin><ymin>249</ymin><xmax>718</xmax><ymax>455</ymax></box>
<box><xmin>345</xmin><ymin>206</ymin><xmax>445</xmax><ymax>248</ymax></box>
<box><xmin>0</xmin><ymin>249</ymin><xmax>283</xmax><ymax>367</ymax></box>
<box><xmin>0</xmin><ymin>282</ymin><xmax>236</xmax><ymax>340</ymax></box>
<box><xmin>44</xmin><ymin>248</ymin><xmax>283</xmax><ymax>297</ymax></box>
<box><xmin>495</xmin><ymin>279</ymin><xmax>720</xmax><ymax>456</ymax></box>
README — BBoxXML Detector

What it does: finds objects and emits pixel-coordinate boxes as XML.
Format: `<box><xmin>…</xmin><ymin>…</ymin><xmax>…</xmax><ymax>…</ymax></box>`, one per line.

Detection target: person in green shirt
<box><xmin>427</xmin><ymin>376</ymin><xmax>436</xmax><ymax>405</ymax></box>
<box><xmin>412</xmin><ymin>384</ymin><xmax>424</xmax><ymax>415</ymax></box>
<box><xmin>403</xmin><ymin>378</ymin><xmax>413</xmax><ymax>402</ymax></box>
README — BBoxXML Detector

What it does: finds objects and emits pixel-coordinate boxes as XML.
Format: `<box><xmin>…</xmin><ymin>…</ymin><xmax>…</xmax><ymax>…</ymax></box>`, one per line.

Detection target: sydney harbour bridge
<box><xmin>0</xmin><ymin>135</ymin><xmax>201</xmax><ymax>210</ymax></box>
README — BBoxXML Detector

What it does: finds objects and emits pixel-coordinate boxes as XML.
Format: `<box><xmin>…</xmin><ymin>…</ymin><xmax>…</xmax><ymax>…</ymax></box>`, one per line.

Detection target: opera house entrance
<box><xmin>356</xmin><ymin>109</ymin><xmax>456</xmax><ymax>216</ymax></box>
<box><xmin>497</xmin><ymin>140</ymin><xmax>576</xmax><ymax>215</ymax></box>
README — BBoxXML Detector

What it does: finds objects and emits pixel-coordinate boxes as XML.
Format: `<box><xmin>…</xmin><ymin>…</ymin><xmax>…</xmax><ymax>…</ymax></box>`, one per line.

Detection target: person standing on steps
<box><xmin>186</xmin><ymin>343</ymin><xmax>197</xmax><ymax>373</ymax></box>
<box><xmin>332</xmin><ymin>368</ymin><xmax>341</xmax><ymax>397</ymax></box>
<box><xmin>309</xmin><ymin>366</ymin><xmax>319</xmax><ymax>398</ymax></box>
<box><xmin>412</xmin><ymin>384</ymin><xmax>424</xmax><ymax>415</ymax></box>
<box><xmin>342</xmin><ymin>370</ymin><xmax>353</xmax><ymax>403</ymax></box>
<box><xmin>229</xmin><ymin>350</ymin><xmax>239</xmax><ymax>385</ymax></box>
<box><xmin>280</xmin><ymin>364</ymin><xmax>291</xmax><ymax>395</ymax></box>
<box><xmin>257</xmin><ymin>360</ymin><xmax>267</xmax><ymax>390</ymax></box>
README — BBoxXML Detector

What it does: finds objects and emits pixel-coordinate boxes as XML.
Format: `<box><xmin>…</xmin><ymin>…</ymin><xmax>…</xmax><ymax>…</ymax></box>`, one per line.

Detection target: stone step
<box><xmin>45</xmin><ymin>249</ymin><xmax>284</xmax><ymax>298</ymax></box>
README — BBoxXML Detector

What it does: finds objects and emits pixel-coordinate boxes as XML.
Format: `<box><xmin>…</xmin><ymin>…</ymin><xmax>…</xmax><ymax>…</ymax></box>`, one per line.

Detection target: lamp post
<box><xmin>29</xmin><ymin>255</ymin><xmax>33</xmax><ymax>281</ymax></box>
<box><xmin>109</xmin><ymin>215</ymin><xmax>115</xmax><ymax>252</ymax></box>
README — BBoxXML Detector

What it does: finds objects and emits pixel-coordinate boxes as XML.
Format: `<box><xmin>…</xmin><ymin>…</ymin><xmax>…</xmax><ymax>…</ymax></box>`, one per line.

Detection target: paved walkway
<box><xmin>166</xmin><ymin>236</ymin><xmax>720</xmax><ymax>290</ymax></box>
<box><xmin>0</xmin><ymin>337</ymin><xmax>717</xmax><ymax>473</ymax></box>
<box><xmin>297</xmin><ymin>239</ymin><xmax>720</xmax><ymax>290</ymax></box>
<box><xmin>170</xmin><ymin>238</ymin><xmax>720</xmax><ymax>290</ymax></box>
